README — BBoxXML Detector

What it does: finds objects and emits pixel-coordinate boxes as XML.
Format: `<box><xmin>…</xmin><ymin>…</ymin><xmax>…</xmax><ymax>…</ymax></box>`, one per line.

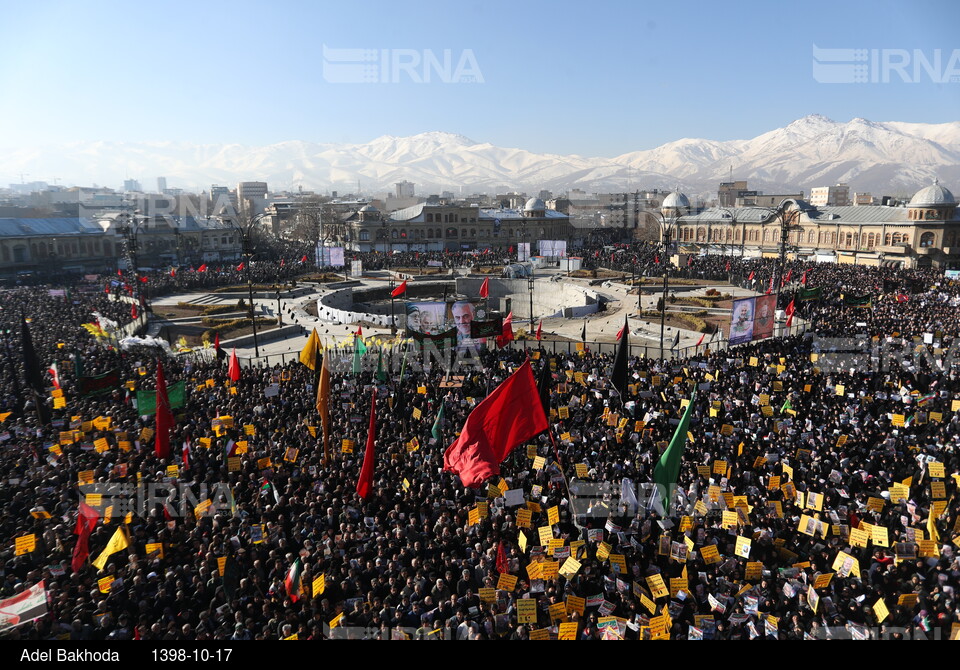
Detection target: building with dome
<box><xmin>674</xmin><ymin>180</ymin><xmax>960</xmax><ymax>269</ymax></box>
<box><xmin>338</xmin><ymin>200</ymin><xmax>570</xmax><ymax>253</ymax></box>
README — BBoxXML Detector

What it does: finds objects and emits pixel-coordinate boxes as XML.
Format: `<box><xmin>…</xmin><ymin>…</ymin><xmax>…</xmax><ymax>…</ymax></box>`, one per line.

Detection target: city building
<box><xmin>336</xmin><ymin>198</ymin><xmax>570</xmax><ymax>253</ymax></box>
<box><xmin>674</xmin><ymin>180</ymin><xmax>959</xmax><ymax>269</ymax></box>
<box><xmin>123</xmin><ymin>179</ymin><xmax>142</xmax><ymax>192</ymax></box>
<box><xmin>394</xmin><ymin>181</ymin><xmax>415</xmax><ymax>198</ymax></box>
<box><xmin>157</xmin><ymin>177</ymin><xmax>167</xmax><ymax>193</ymax></box>
<box><xmin>809</xmin><ymin>183</ymin><xmax>850</xmax><ymax>206</ymax></box>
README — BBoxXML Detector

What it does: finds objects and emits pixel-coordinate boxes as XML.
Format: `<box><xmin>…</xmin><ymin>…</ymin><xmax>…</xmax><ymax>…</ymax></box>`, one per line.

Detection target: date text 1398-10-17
<box><xmin>153</xmin><ymin>649</ymin><xmax>233</xmax><ymax>662</ymax></box>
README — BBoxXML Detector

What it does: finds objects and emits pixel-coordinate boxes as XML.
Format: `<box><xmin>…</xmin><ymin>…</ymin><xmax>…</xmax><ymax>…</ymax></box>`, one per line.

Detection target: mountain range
<box><xmin>4</xmin><ymin>115</ymin><xmax>959</xmax><ymax>199</ymax></box>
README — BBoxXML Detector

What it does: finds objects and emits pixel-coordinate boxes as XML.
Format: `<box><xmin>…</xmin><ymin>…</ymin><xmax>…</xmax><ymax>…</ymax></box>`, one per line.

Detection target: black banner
<box><xmin>77</xmin><ymin>369</ymin><xmax>122</xmax><ymax>397</ymax></box>
<box><xmin>407</xmin><ymin>327</ymin><xmax>457</xmax><ymax>345</ymax></box>
<box><xmin>471</xmin><ymin>318</ymin><xmax>503</xmax><ymax>339</ymax></box>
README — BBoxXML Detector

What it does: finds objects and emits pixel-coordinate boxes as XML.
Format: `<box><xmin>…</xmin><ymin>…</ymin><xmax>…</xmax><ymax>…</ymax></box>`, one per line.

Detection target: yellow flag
<box><xmin>299</xmin><ymin>328</ymin><xmax>321</xmax><ymax>370</ymax></box>
<box><xmin>927</xmin><ymin>505</ymin><xmax>940</xmax><ymax>545</ymax></box>
<box><xmin>316</xmin><ymin>348</ymin><xmax>332</xmax><ymax>465</ymax></box>
<box><xmin>92</xmin><ymin>527</ymin><xmax>130</xmax><ymax>570</ymax></box>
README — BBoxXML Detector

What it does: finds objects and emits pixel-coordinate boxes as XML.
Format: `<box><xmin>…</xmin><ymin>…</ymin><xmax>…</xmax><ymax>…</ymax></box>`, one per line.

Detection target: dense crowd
<box><xmin>1</xmin><ymin>256</ymin><xmax>959</xmax><ymax>641</ymax></box>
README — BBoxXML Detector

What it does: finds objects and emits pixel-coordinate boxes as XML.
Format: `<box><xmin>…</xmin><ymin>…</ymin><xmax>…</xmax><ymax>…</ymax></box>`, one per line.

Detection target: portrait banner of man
<box><xmin>728</xmin><ymin>297</ymin><xmax>755</xmax><ymax>346</ymax></box>
<box><xmin>753</xmin><ymin>294</ymin><xmax>776</xmax><ymax>341</ymax></box>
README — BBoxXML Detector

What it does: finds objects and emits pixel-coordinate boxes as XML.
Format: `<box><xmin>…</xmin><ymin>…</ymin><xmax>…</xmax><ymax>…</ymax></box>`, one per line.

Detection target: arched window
<box><xmin>763</xmin><ymin>229</ymin><xmax>770</xmax><ymax>242</ymax></box>
<box><xmin>920</xmin><ymin>232</ymin><xmax>935</xmax><ymax>248</ymax></box>
<box><xmin>734</xmin><ymin>229</ymin><xmax>741</xmax><ymax>242</ymax></box>
<box><xmin>359</xmin><ymin>230</ymin><xmax>370</xmax><ymax>241</ymax></box>
<box><xmin>807</xmin><ymin>230</ymin><xmax>815</xmax><ymax>244</ymax></box>
<box><xmin>391</xmin><ymin>230</ymin><xmax>398</xmax><ymax>239</ymax></box>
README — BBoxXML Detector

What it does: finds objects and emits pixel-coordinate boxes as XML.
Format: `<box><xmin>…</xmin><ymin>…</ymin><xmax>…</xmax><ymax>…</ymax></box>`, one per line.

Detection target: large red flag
<box><xmin>236</xmin><ymin>262</ymin><xmax>245</xmax><ymax>272</ymax></box>
<box><xmin>479</xmin><ymin>277</ymin><xmax>490</xmax><ymax>299</ymax></box>
<box><xmin>228</xmin><ymin>348</ymin><xmax>241</xmax><ymax>382</ymax></box>
<box><xmin>391</xmin><ymin>280</ymin><xmax>408</xmax><ymax>297</ymax></box>
<box><xmin>356</xmin><ymin>388</ymin><xmax>378</xmax><ymax>500</ymax></box>
<box><xmin>72</xmin><ymin>502</ymin><xmax>100</xmax><ymax>573</ymax></box>
<box><xmin>155</xmin><ymin>361</ymin><xmax>175</xmax><ymax>460</ymax></box>
<box><xmin>747</xmin><ymin>271</ymin><xmax>755</xmax><ymax>281</ymax></box>
<box><xmin>785</xmin><ymin>299</ymin><xmax>796</xmax><ymax>328</ymax></box>
<box><xmin>443</xmin><ymin>360</ymin><xmax>548</xmax><ymax>488</ymax></box>
<box><xmin>495</xmin><ymin>312</ymin><xmax>514</xmax><ymax>348</ymax></box>
<box><xmin>496</xmin><ymin>541</ymin><xmax>509</xmax><ymax>574</ymax></box>
<box><xmin>197</xmin><ymin>264</ymin><xmax>208</xmax><ymax>273</ymax></box>
<box><xmin>535</xmin><ymin>320</ymin><xmax>542</xmax><ymax>341</ymax></box>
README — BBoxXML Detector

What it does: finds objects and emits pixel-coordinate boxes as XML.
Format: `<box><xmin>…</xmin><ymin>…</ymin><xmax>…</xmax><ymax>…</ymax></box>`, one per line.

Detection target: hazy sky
<box><xmin>0</xmin><ymin>0</ymin><xmax>957</xmax><ymax>156</ymax></box>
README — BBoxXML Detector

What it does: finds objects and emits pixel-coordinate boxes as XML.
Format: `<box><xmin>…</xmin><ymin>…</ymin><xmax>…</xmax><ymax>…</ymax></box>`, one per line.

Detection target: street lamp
<box><xmin>756</xmin><ymin>201</ymin><xmax>803</xmax><ymax>325</ymax></box>
<box><xmin>227</xmin><ymin>214</ymin><xmax>264</xmax><ymax>357</ymax></box>
<box><xmin>118</xmin><ymin>210</ymin><xmax>148</xmax><ymax>319</ymax></box>
<box><xmin>640</xmin><ymin>210</ymin><xmax>678</xmax><ymax>357</ymax></box>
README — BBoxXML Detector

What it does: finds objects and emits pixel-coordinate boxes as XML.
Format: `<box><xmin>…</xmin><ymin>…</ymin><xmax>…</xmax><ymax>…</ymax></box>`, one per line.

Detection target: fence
<box><xmin>221</xmin><ymin>319</ymin><xmax>810</xmax><ymax>370</ymax></box>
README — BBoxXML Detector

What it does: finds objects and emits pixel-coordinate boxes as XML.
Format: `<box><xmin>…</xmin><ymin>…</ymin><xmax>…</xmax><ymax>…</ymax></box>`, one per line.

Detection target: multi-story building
<box><xmin>675</xmin><ymin>180</ymin><xmax>959</xmax><ymax>269</ymax></box>
<box><xmin>337</xmin><ymin>198</ymin><xmax>570</xmax><ymax>253</ymax></box>
<box><xmin>809</xmin><ymin>183</ymin><xmax>850</xmax><ymax>206</ymax></box>
<box><xmin>157</xmin><ymin>177</ymin><xmax>167</xmax><ymax>193</ymax></box>
<box><xmin>394</xmin><ymin>181</ymin><xmax>415</xmax><ymax>198</ymax></box>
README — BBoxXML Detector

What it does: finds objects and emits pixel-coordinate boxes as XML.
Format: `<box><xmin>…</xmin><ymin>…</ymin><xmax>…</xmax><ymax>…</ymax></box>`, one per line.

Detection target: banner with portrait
<box><xmin>728</xmin><ymin>297</ymin><xmax>755</xmax><ymax>346</ymax></box>
<box><xmin>753</xmin><ymin>294</ymin><xmax>776</xmax><ymax>341</ymax></box>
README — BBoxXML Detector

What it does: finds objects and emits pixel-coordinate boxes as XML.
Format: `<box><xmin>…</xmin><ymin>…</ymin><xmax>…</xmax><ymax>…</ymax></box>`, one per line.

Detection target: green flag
<box><xmin>431</xmin><ymin>401</ymin><xmax>445</xmax><ymax>442</ymax></box>
<box><xmin>136</xmin><ymin>380</ymin><xmax>186</xmax><ymax>415</ymax></box>
<box><xmin>375</xmin><ymin>349</ymin><xmax>387</xmax><ymax>382</ymax></box>
<box><xmin>780</xmin><ymin>398</ymin><xmax>792</xmax><ymax>414</ymax></box>
<box><xmin>352</xmin><ymin>335</ymin><xmax>367</xmax><ymax>375</ymax></box>
<box><xmin>653</xmin><ymin>388</ymin><xmax>697</xmax><ymax>511</ymax></box>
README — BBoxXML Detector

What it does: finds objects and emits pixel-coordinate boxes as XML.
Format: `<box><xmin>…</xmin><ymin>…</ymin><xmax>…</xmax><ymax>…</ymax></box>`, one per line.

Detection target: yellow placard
<box><xmin>14</xmin><ymin>534</ymin><xmax>36</xmax><ymax>555</ymax></box>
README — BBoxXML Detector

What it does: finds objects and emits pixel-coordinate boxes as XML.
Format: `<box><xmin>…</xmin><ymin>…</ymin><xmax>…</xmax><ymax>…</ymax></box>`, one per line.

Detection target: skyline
<box><xmin>0</xmin><ymin>0</ymin><xmax>957</xmax><ymax>159</ymax></box>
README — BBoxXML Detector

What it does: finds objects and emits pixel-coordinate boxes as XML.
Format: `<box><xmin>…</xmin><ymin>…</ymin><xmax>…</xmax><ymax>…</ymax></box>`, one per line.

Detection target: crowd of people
<box><xmin>1</xmin><ymin>253</ymin><xmax>959</xmax><ymax>641</ymax></box>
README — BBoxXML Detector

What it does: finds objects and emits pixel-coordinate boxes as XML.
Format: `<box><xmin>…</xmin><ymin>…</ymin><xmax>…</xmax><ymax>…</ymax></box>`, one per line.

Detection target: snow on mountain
<box><xmin>2</xmin><ymin>118</ymin><xmax>959</xmax><ymax>197</ymax></box>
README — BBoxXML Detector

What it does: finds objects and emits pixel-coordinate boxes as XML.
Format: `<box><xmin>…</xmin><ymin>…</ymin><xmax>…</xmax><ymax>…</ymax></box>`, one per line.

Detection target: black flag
<box><xmin>536</xmin><ymin>358</ymin><xmax>553</xmax><ymax>417</ymax></box>
<box><xmin>611</xmin><ymin>315</ymin><xmax>629</xmax><ymax>401</ymax></box>
<box><xmin>671</xmin><ymin>330</ymin><xmax>680</xmax><ymax>350</ymax></box>
<box><xmin>581</xmin><ymin>319</ymin><xmax>586</xmax><ymax>343</ymax></box>
<box><xmin>21</xmin><ymin>316</ymin><xmax>44</xmax><ymax>394</ymax></box>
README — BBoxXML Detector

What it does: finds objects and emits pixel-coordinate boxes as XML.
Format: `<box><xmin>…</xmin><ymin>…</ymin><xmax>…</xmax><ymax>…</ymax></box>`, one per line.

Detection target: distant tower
<box><xmin>157</xmin><ymin>176</ymin><xmax>167</xmax><ymax>193</ymax></box>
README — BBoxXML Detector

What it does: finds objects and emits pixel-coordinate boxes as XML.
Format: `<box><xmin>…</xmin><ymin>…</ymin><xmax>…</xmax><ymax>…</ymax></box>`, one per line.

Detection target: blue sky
<box><xmin>0</xmin><ymin>0</ymin><xmax>957</xmax><ymax>156</ymax></box>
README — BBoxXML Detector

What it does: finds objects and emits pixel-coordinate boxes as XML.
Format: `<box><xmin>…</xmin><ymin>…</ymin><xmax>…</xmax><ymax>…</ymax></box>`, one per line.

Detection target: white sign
<box><xmin>539</xmin><ymin>240</ymin><xmax>567</xmax><ymax>258</ymax></box>
<box><xmin>518</xmin><ymin>242</ymin><xmax>530</xmax><ymax>262</ymax></box>
<box><xmin>351</xmin><ymin>260</ymin><xmax>363</xmax><ymax>276</ymax></box>
<box><xmin>316</xmin><ymin>245</ymin><xmax>345</xmax><ymax>267</ymax></box>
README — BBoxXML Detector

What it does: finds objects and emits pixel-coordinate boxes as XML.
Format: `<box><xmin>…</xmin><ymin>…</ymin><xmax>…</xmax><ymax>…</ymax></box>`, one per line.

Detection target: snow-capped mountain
<box><xmin>3</xmin><ymin>116</ymin><xmax>959</xmax><ymax>198</ymax></box>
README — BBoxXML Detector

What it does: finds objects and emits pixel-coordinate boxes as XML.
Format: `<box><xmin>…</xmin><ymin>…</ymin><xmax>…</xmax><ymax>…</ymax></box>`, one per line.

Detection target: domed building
<box><xmin>675</xmin><ymin>180</ymin><xmax>960</xmax><ymax>269</ymax></box>
<box><xmin>660</xmin><ymin>189</ymin><xmax>691</xmax><ymax>218</ymax></box>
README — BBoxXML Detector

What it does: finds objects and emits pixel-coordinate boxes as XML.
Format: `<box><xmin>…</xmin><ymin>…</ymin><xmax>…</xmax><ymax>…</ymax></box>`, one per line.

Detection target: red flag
<box><xmin>654</xmin><ymin>255</ymin><xmax>659</xmax><ymax>264</ymax></box>
<box><xmin>785</xmin><ymin>269</ymin><xmax>793</xmax><ymax>284</ymax></box>
<box><xmin>747</xmin><ymin>271</ymin><xmax>755</xmax><ymax>281</ymax></box>
<box><xmin>236</xmin><ymin>262</ymin><xmax>245</xmax><ymax>272</ymax></box>
<box><xmin>117</xmin><ymin>269</ymin><xmax>122</xmax><ymax>277</ymax></box>
<box><xmin>536</xmin><ymin>320</ymin><xmax>542</xmax><ymax>341</ymax></box>
<box><xmin>696</xmin><ymin>333</ymin><xmax>705</xmax><ymax>347</ymax></box>
<box><xmin>138</xmin><ymin>276</ymin><xmax>148</xmax><ymax>283</ymax></box>
<box><xmin>182</xmin><ymin>441</ymin><xmax>190</xmax><ymax>470</ymax></box>
<box><xmin>391</xmin><ymin>280</ymin><xmax>408</xmax><ymax>297</ymax></box>
<box><xmin>214</xmin><ymin>332</ymin><xmax>226</xmax><ymax>360</ymax></box>
<box><xmin>725</xmin><ymin>261</ymin><xmax>731</xmax><ymax>272</ymax></box>
<box><xmin>616</xmin><ymin>321</ymin><xmax>625</xmax><ymax>340</ymax></box>
<box><xmin>766</xmin><ymin>277</ymin><xmax>773</xmax><ymax>295</ymax></box>
<box><xmin>496</xmin><ymin>541</ymin><xmax>510</xmax><ymax>574</ymax></box>
<box><xmin>130</xmin><ymin>303</ymin><xmax>138</xmax><ymax>320</ymax></box>
<box><xmin>280</xmin><ymin>258</ymin><xmax>285</xmax><ymax>267</ymax></box>
<box><xmin>74</xmin><ymin>501</ymin><xmax>99</xmax><ymax>536</ymax></box>
<box><xmin>301</xmin><ymin>255</ymin><xmax>308</xmax><ymax>263</ymax></box>
<box><xmin>443</xmin><ymin>360</ymin><xmax>548</xmax><ymax>488</ymax></box>
<box><xmin>228</xmin><ymin>348</ymin><xmax>241</xmax><ymax>382</ymax></box>
<box><xmin>356</xmin><ymin>388</ymin><xmax>378</xmax><ymax>500</ymax></box>
<box><xmin>197</xmin><ymin>264</ymin><xmax>208</xmax><ymax>273</ymax></box>
<box><xmin>496</xmin><ymin>312</ymin><xmax>514</xmax><ymax>349</ymax></box>
<box><xmin>479</xmin><ymin>277</ymin><xmax>490</xmax><ymax>299</ymax></box>
<box><xmin>72</xmin><ymin>502</ymin><xmax>99</xmax><ymax>572</ymax></box>
<box><xmin>169</xmin><ymin>268</ymin><xmax>176</xmax><ymax>277</ymax></box>
<box><xmin>801</xmin><ymin>269</ymin><xmax>809</xmax><ymax>286</ymax></box>
<box><xmin>785</xmin><ymin>299</ymin><xmax>796</xmax><ymax>328</ymax></box>
<box><xmin>356</xmin><ymin>326</ymin><xmax>363</xmax><ymax>338</ymax></box>
<box><xmin>155</xmin><ymin>361</ymin><xmax>175</xmax><ymax>460</ymax></box>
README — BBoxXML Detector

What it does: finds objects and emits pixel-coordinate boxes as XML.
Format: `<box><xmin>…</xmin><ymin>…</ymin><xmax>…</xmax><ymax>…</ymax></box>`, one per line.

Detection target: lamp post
<box><xmin>118</xmin><ymin>210</ymin><xmax>148</xmax><ymax>319</ymax></box>
<box><xmin>229</xmin><ymin>214</ymin><xmax>263</xmax><ymax>357</ymax></box>
<box><xmin>755</xmin><ymin>201</ymin><xmax>802</xmax><ymax>332</ymax></box>
<box><xmin>640</xmin><ymin>210</ymin><xmax>677</xmax><ymax>357</ymax></box>
<box><xmin>716</xmin><ymin>207</ymin><xmax>737</xmax><ymax>274</ymax></box>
